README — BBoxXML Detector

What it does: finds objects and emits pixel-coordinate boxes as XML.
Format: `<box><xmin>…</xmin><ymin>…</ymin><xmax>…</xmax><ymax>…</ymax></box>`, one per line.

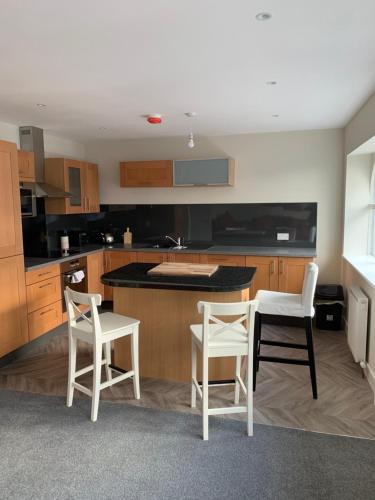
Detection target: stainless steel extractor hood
<box><xmin>19</xmin><ymin>126</ymin><xmax>72</xmax><ymax>198</ymax></box>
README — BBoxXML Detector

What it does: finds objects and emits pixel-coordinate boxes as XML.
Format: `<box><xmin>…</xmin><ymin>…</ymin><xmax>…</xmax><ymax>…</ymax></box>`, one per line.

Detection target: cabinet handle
<box><xmin>280</xmin><ymin>260</ymin><xmax>285</xmax><ymax>274</ymax></box>
<box><xmin>40</xmin><ymin>308</ymin><xmax>54</xmax><ymax>315</ymax></box>
<box><xmin>38</xmin><ymin>283</ymin><xmax>52</xmax><ymax>289</ymax></box>
<box><xmin>270</xmin><ymin>260</ymin><xmax>275</xmax><ymax>274</ymax></box>
<box><xmin>37</xmin><ymin>271</ymin><xmax>51</xmax><ymax>277</ymax></box>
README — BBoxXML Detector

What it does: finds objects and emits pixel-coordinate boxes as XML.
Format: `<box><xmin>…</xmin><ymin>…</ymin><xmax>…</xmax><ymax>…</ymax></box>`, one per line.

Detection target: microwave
<box><xmin>20</xmin><ymin>186</ymin><xmax>37</xmax><ymax>217</ymax></box>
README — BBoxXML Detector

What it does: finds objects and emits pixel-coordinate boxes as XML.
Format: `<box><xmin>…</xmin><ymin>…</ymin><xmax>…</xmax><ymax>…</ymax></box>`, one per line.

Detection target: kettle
<box><xmin>101</xmin><ymin>232</ymin><xmax>114</xmax><ymax>244</ymax></box>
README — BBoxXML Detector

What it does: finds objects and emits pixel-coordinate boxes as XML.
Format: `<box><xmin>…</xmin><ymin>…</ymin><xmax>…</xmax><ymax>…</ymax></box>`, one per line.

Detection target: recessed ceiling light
<box><xmin>272</xmin><ymin>114</ymin><xmax>279</xmax><ymax>118</ymax></box>
<box><xmin>255</xmin><ymin>12</ymin><xmax>272</xmax><ymax>21</ymax></box>
<box><xmin>266</xmin><ymin>81</ymin><xmax>277</xmax><ymax>85</ymax></box>
<box><xmin>185</xmin><ymin>112</ymin><xmax>197</xmax><ymax>118</ymax></box>
<box><xmin>36</xmin><ymin>103</ymin><xmax>47</xmax><ymax>108</ymax></box>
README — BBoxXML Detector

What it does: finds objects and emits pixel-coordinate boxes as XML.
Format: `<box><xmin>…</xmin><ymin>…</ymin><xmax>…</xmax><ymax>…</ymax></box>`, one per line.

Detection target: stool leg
<box><xmin>104</xmin><ymin>342</ymin><xmax>112</xmax><ymax>382</ymax></box>
<box><xmin>305</xmin><ymin>317</ymin><xmax>318</xmax><ymax>399</ymax></box>
<box><xmin>253</xmin><ymin>312</ymin><xmax>261</xmax><ymax>391</ymax></box>
<box><xmin>202</xmin><ymin>354</ymin><xmax>209</xmax><ymax>441</ymax></box>
<box><xmin>131</xmin><ymin>326</ymin><xmax>140</xmax><ymax>400</ymax></box>
<box><xmin>247</xmin><ymin>348</ymin><xmax>253</xmax><ymax>437</ymax></box>
<box><xmin>67</xmin><ymin>335</ymin><xmax>77</xmax><ymax>407</ymax></box>
<box><xmin>234</xmin><ymin>355</ymin><xmax>241</xmax><ymax>404</ymax></box>
<box><xmin>91</xmin><ymin>343</ymin><xmax>102</xmax><ymax>422</ymax></box>
<box><xmin>191</xmin><ymin>340</ymin><xmax>197</xmax><ymax>408</ymax></box>
<box><xmin>256</xmin><ymin>313</ymin><xmax>262</xmax><ymax>372</ymax></box>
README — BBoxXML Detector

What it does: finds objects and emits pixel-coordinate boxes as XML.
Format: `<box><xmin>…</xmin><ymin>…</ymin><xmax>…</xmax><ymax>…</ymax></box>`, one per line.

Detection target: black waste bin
<box><xmin>314</xmin><ymin>285</ymin><xmax>344</xmax><ymax>331</ymax></box>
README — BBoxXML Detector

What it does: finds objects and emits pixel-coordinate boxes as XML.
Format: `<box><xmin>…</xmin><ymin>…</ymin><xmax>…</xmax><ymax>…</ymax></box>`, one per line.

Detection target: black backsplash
<box><xmin>22</xmin><ymin>203</ymin><xmax>317</xmax><ymax>257</ymax></box>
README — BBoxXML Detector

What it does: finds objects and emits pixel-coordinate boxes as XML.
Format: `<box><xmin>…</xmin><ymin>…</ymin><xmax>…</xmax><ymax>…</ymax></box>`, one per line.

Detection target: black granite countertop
<box><xmin>101</xmin><ymin>262</ymin><xmax>256</xmax><ymax>292</ymax></box>
<box><xmin>24</xmin><ymin>243</ymin><xmax>316</xmax><ymax>271</ymax></box>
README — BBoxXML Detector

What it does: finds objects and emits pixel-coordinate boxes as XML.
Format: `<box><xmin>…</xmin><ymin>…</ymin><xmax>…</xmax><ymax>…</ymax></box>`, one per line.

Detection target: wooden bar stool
<box><xmin>64</xmin><ymin>287</ymin><xmax>140</xmax><ymax>422</ymax></box>
<box><xmin>190</xmin><ymin>300</ymin><xmax>258</xmax><ymax>440</ymax></box>
<box><xmin>253</xmin><ymin>263</ymin><xmax>319</xmax><ymax>399</ymax></box>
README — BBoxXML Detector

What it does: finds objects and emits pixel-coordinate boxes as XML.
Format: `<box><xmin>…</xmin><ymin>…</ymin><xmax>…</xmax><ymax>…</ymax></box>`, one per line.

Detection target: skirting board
<box><xmin>365</xmin><ymin>364</ymin><xmax>375</xmax><ymax>404</ymax></box>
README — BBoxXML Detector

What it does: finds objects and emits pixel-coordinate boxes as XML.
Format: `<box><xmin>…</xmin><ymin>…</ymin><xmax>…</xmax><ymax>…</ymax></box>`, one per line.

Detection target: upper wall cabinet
<box><xmin>0</xmin><ymin>140</ymin><xmax>23</xmax><ymax>258</ymax></box>
<box><xmin>119</xmin><ymin>158</ymin><xmax>235</xmax><ymax>188</ymax></box>
<box><xmin>173</xmin><ymin>158</ymin><xmax>235</xmax><ymax>186</ymax></box>
<box><xmin>44</xmin><ymin>158</ymin><xmax>100</xmax><ymax>214</ymax></box>
<box><xmin>120</xmin><ymin>160</ymin><xmax>173</xmax><ymax>187</ymax></box>
<box><xmin>18</xmin><ymin>150</ymin><xmax>36</xmax><ymax>182</ymax></box>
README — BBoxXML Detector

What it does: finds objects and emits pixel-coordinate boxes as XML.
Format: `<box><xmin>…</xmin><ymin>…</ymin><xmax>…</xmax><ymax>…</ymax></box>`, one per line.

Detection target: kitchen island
<box><xmin>101</xmin><ymin>262</ymin><xmax>256</xmax><ymax>382</ymax></box>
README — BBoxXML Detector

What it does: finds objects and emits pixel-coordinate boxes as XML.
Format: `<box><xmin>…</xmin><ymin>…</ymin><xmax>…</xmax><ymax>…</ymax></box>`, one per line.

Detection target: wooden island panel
<box><xmin>113</xmin><ymin>286</ymin><xmax>250</xmax><ymax>382</ymax></box>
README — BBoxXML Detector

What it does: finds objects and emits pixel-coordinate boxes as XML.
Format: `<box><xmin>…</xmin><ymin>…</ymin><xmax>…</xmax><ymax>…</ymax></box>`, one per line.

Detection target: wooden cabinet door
<box><xmin>84</xmin><ymin>163</ymin><xmax>100</xmax><ymax>213</ymax></box>
<box><xmin>278</xmin><ymin>257</ymin><xmax>312</xmax><ymax>293</ymax></box>
<box><xmin>120</xmin><ymin>160</ymin><xmax>173</xmax><ymax>187</ymax></box>
<box><xmin>245</xmin><ymin>256</ymin><xmax>278</xmax><ymax>299</ymax></box>
<box><xmin>199</xmin><ymin>254</ymin><xmax>246</xmax><ymax>267</ymax></box>
<box><xmin>87</xmin><ymin>252</ymin><xmax>104</xmax><ymax>296</ymax></box>
<box><xmin>0</xmin><ymin>255</ymin><xmax>28</xmax><ymax>356</ymax></box>
<box><xmin>26</xmin><ymin>276</ymin><xmax>62</xmax><ymax>313</ymax></box>
<box><xmin>136</xmin><ymin>252</ymin><xmax>168</xmax><ymax>263</ymax></box>
<box><xmin>104</xmin><ymin>251</ymin><xmax>137</xmax><ymax>300</ymax></box>
<box><xmin>168</xmin><ymin>253</ymin><xmax>201</xmax><ymax>263</ymax></box>
<box><xmin>28</xmin><ymin>300</ymin><xmax>62</xmax><ymax>341</ymax></box>
<box><xmin>0</xmin><ymin>140</ymin><xmax>23</xmax><ymax>258</ymax></box>
<box><xmin>18</xmin><ymin>150</ymin><xmax>35</xmax><ymax>181</ymax></box>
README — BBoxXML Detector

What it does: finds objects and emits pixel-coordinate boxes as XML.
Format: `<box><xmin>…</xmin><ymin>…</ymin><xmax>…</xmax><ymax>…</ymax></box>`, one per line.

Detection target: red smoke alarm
<box><xmin>147</xmin><ymin>114</ymin><xmax>162</xmax><ymax>124</ymax></box>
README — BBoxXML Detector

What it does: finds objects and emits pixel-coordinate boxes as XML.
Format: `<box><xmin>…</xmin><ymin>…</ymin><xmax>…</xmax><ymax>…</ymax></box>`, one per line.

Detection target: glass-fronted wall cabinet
<box><xmin>44</xmin><ymin>158</ymin><xmax>100</xmax><ymax>214</ymax></box>
<box><xmin>173</xmin><ymin>158</ymin><xmax>235</xmax><ymax>186</ymax></box>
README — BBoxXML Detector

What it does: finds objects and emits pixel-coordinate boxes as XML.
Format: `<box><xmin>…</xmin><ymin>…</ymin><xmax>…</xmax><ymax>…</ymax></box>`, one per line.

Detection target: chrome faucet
<box><xmin>165</xmin><ymin>235</ymin><xmax>186</xmax><ymax>250</ymax></box>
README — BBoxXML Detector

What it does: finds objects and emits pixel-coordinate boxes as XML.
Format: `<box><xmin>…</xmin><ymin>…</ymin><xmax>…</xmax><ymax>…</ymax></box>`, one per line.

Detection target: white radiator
<box><xmin>347</xmin><ymin>286</ymin><xmax>369</xmax><ymax>364</ymax></box>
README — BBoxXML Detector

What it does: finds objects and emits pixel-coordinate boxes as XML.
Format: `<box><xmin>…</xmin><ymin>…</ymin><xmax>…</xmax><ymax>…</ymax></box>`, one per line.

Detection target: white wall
<box><xmin>344</xmin><ymin>90</ymin><xmax>375</xmax><ymax>397</ymax></box>
<box><xmin>0</xmin><ymin>119</ymin><xmax>86</xmax><ymax>159</ymax></box>
<box><xmin>85</xmin><ymin>128</ymin><xmax>344</xmax><ymax>282</ymax></box>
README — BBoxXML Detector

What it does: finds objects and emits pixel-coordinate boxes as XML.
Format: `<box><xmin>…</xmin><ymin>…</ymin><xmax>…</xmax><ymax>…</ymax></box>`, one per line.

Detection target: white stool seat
<box><xmin>255</xmin><ymin>290</ymin><xmax>315</xmax><ymax>318</ymax></box>
<box><xmin>64</xmin><ymin>287</ymin><xmax>141</xmax><ymax>422</ymax></box>
<box><xmin>190</xmin><ymin>323</ymin><xmax>248</xmax><ymax>356</ymax></box>
<box><xmin>73</xmin><ymin>312</ymin><xmax>139</xmax><ymax>338</ymax></box>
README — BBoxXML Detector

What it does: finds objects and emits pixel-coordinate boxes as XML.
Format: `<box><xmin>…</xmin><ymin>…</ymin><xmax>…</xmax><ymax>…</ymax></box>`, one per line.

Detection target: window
<box><xmin>369</xmin><ymin>160</ymin><xmax>375</xmax><ymax>256</ymax></box>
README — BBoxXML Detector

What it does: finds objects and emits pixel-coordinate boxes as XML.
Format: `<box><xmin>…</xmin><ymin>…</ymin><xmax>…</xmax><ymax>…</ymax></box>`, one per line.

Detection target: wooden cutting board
<box><xmin>147</xmin><ymin>262</ymin><xmax>219</xmax><ymax>277</ymax></box>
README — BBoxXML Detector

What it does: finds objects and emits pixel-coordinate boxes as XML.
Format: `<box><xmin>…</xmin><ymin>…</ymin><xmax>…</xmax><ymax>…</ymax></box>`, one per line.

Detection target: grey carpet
<box><xmin>0</xmin><ymin>390</ymin><xmax>374</xmax><ymax>500</ymax></box>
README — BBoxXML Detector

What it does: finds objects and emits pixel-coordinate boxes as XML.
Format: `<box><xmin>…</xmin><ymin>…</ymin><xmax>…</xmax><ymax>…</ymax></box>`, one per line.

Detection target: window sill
<box><xmin>343</xmin><ymin>255</ymin><xmax>375</xmax><ymax>289</ymax></box>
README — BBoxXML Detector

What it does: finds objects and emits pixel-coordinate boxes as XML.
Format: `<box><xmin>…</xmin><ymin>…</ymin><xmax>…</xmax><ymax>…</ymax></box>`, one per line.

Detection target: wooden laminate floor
<box><xmin>1</xmin><ymin>324</ymin><xmax>375</xmax><ymax>439</ymax></box>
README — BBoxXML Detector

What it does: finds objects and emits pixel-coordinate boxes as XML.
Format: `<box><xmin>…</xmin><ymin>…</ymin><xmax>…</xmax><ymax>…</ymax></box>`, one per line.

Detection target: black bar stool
<box><xmin>253</xmin><ymin>263</ymin><xmax>319</xmax><ymax>399</ymax></box>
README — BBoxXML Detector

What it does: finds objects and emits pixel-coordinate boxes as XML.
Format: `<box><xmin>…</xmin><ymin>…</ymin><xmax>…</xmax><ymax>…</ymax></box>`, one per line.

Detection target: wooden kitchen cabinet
<box><xmin>245</xmin><ymin>256</ymin><xmax>279</xmax><ymax>299</ymax></box>
<box><xmin>0</xmin><ymin>140</ymin><xmax>23</xmax><ymax>259</ymax></box>
<box><xmin>104</xmin><ymin>251</ymin><xmax>137</xmax><ymax>300</ymax></box>
<box><xmin>120</xmin><ymin>160</ymin><xmax>173</xmax><ymax>187</ymax></box>
<box><xmin>17</xmin><ymin>150</ymin><xmax>35</xmax><ymax>182</ymax></box>
<box><xmin>199</xmin><ymin>254</ymin><xmax>246</xmax><ymax>267</ymax></box>
<box><xmin>278</xmin><ymin>257</ymin><xmax>312</xmax><ymax>293</ymax></box>
<box><xmin>44</xmin><ymin>158</ymin><xmax>100</xmax><ymax>214</ymax></box>
<box><xmin>168</xmin><ymin>253</ymin><xmax>201</xmax><ymax>263</ymax></box>
<box><xmin>87</xmin><ymin>251</ymin><xmax>104</xmax><ymax>296</ymax></box>
<box><xmin>25</xmin><ymin>263</ymin><xmax>60</xmax><ymax>285</ymax></box>
<box><xmin>26</xmin><ymin>275</ymin><xmax>62</xmax><ymax>313</ymax></box>
<box><xmin>0</xmin><ymin>255</ymin><xmax>28</xmax><ymax>357</ymax></box>
<box><xmin>136</xmin><ymin>252</ymin><xmax>168</xmax><ymax>264</ymax></box>
<box><xmin>28</xmin><ymin>301</ymin><xmax>62</xmax><ymax>341</ymax></box>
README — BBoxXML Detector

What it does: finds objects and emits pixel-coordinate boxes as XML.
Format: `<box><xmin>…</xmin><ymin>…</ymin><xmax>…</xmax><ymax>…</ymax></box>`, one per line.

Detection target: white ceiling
<box><xmin>1</xmin><ymin>0</ymin><xmax>375</xmax><ymax>142</ymax></box>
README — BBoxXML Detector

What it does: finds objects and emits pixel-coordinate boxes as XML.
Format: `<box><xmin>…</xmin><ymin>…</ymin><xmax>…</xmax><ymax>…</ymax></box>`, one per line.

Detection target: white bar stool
<box><xmin>64</xmin><ymin>287</ymin><xmax>140</xmax><ymax>422</ymax></box>
<box><xmin>190</xmin><ymin>300</ymin><xmax>258</xmax><ymax>441</ymax></box>
<box><xmin>254</xmin><ymin>262</ymin><xmax>319</xmax><ymax>398</ymax></box>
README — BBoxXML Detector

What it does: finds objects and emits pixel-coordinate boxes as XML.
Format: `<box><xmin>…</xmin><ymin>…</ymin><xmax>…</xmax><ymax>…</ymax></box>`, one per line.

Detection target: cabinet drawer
<box><xmin>168</xmin><ymin>253</ymin><xmax>201</xmax><ymax>263</ymax></box>
<box><xmin>28</xmin><ymin>300</ymin><xmax>63</xmax><ymax>341</ymax></box>
<box><xmin>26</xmin><ymin>264</ymin><xmax>60</xmax><ymax>285</ymax></box>
<box><xmin>26</xmin><ymin>275</ymin><xmax>62</xmax><ymax>313</ymax></box>
<box><xmin>136</xmin><ymin>252</ymin><xmax>168</xmax><ymax>264</ymax></box>
<box><xmin>200</xmin><ymin>254</ymin><xmax>246</xmax><ymax>266</ymax></box>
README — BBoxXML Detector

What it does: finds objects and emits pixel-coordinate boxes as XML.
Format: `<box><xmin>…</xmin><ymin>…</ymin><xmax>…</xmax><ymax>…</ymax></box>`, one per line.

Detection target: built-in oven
<box><xmin>61</xmin><ymin>257</ymin><xmax>87</xmax><ymax>312</ymax></box>
<box><xmin>20</xmin><ymin>186</ymin><xmax>36</xmax><ymax>217</ymax></box>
